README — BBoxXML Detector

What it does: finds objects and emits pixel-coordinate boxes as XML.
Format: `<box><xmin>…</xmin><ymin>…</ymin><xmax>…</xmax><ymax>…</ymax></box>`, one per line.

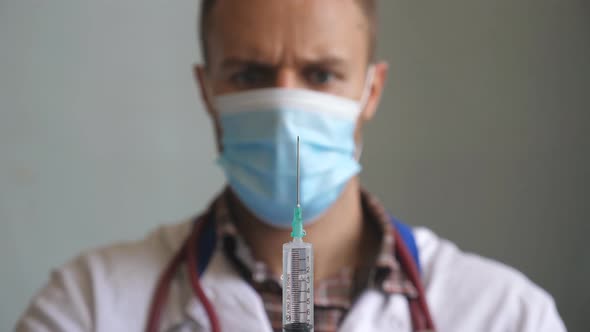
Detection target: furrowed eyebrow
<box><xmin>303</xmin><ymin>56</ymin><xmax>348</xmax><ymax>68</ymax></box>
<box><xmin>220</xmin><ymin>57</ymin><xmax>274</xmax><ymax>70</ymax></box>
<box><xmin>219</xmin><ymin>55</ymin><xmax>349</xmax><ymax>70</ymax></box>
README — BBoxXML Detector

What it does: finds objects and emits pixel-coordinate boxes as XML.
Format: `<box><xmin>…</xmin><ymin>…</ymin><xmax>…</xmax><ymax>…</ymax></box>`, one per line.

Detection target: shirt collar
<box><xmin>212</xmin><ymin>186</ymin><xmax>418</xmax><ymax>297</ymax></box>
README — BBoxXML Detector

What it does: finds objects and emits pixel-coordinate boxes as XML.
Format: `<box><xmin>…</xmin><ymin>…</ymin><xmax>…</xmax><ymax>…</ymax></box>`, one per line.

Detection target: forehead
<box><xmin>207</xmin><ymin>0</ymin><xmax>369</xmax><ymax>65</ymax></box>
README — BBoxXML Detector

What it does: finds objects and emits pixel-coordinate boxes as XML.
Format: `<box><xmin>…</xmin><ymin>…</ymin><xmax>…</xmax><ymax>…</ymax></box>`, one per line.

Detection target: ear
<box><xmin>360</xmin><ymin>61</ymin><xmax>389</xmax><ymax>122</ymax></box>
<box><xmin>194</xmin><ymin>64</ymin><xmax>215</xmax><ymax>116</ymax></box>
<box><xmin>193</xmin><ymin>64</ymin><xmax>223</xmax><ymax>152</ymax></box>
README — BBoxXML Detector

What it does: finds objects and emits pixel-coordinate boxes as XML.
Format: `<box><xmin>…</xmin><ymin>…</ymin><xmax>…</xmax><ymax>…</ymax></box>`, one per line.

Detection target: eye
<box><xmin>230</xmin><ymin>66</ymin><xmax>272</xmax><ymax>88</ymax></box>
<box><xmin>306</xmin><ymin>68</ymin><xmax>335</xmax><ymax>86</ymax></box>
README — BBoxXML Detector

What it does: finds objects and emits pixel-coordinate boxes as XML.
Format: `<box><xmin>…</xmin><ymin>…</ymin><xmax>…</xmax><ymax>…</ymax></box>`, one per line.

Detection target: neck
<box><xmin>229</xmin><ymin>177</ymin><xmax>376</xmax><ymax>282</ymax></box>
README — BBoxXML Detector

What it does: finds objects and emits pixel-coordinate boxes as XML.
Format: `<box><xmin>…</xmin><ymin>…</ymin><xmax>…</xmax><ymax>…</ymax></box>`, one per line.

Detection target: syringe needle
<box><xmin>291</xmin><ymin>136</ymin><xmax>305</xmax><ymax>239</ymax></box>
<box><xmin>296</xmin><ymin>136</ymin><xmax>300</xmax><ymax>207</ymax></box>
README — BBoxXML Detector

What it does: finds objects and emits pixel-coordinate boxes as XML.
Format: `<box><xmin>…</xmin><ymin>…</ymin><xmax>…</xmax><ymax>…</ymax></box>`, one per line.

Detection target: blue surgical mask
<box><xmin>213</xmin><ymin>70</ymin><xmax>375</xmax><ymax>228</ymax></box>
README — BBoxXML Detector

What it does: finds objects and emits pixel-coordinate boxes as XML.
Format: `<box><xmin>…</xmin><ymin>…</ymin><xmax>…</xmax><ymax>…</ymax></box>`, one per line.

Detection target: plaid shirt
<box><xmin>211</xmin><ymin>188</ymin><xmax>417</xmax><ymax>332</ymax></box>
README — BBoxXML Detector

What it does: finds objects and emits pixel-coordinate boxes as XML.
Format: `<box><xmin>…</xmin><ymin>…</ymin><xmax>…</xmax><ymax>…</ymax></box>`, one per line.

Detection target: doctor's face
<box><xmin>196</xmin><ymin>0</ymin><xmax>388</xmax><ymax>146</ymax></box>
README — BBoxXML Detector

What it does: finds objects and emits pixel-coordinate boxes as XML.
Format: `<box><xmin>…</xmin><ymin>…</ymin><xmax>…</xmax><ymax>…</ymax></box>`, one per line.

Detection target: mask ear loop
<box><xmin>355</xmin><ymin>65</ymin><xmax>376</xmax><ymax>160</ymax></box>
<box><xmin>359</xmin><ymin>65</ymin><xmax>376</xmax><ymax>110</ymax></box>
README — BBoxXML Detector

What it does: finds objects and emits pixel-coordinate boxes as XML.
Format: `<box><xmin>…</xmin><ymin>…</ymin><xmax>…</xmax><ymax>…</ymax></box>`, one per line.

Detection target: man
<box><xmin>17</xmin><ymin>0</ymin><xmax>566</xmax><ymax>331</ymax></box>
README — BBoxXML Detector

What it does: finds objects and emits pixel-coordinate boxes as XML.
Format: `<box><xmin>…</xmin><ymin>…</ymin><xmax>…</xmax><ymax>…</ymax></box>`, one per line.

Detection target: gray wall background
<box><xmin>0</xmin><ymin>0</ymin><xmax>587</xmax><ymax>331</ymax></box>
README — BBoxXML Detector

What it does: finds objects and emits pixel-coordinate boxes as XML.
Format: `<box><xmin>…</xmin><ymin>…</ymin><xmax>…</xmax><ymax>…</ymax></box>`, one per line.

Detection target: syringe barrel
<box><xmin>282</xmin><ymin>239</ymin><xmax>314</xmax><ymax>332</ymax></box>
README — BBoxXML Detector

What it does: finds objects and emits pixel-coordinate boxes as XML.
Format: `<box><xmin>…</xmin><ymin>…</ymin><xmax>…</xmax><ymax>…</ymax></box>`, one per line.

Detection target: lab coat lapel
<box><xmin>156</xmin><ymin>221</ymin><xmax>206</xmax><ymax>332</ymax></box>
<box><xmin>185</xmin><ymin>249</ymin><xmax>274</xmax><ymax>332</ymax></box>
<box><xmin>339</xmin><ymin>290</ymin><xmax>413</xmax><ymax>332</ymax></box>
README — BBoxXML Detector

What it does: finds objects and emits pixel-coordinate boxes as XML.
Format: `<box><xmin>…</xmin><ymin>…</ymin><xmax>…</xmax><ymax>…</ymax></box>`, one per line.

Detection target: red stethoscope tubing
<box><xmin>146</xmin><ymin>213</ymin><xmax>435</xmax><ymax>332</ymax></box>
<box><xmin>146</xmin><ymin>213</ymin><xmax>221</xmax><ymax>332</ymax></box>
<box><xmin>392</xmin><ymin>227</ymin><xmax>435</xmax><ymax>329</ymax></box>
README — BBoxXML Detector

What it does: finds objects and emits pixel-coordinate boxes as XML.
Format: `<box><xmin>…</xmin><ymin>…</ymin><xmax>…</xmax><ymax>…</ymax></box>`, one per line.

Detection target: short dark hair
<box><xmin>199</xmin><ymin>0</ymin><xmax>377</xmax><ymax>64</ymax></box>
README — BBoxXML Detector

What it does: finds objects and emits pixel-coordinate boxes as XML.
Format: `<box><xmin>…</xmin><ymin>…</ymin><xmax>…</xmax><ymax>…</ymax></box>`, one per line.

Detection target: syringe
<box><xmin>282</xmin><ymin>136</ymin><xmax>314</xmax><ymax>332</ymax></box>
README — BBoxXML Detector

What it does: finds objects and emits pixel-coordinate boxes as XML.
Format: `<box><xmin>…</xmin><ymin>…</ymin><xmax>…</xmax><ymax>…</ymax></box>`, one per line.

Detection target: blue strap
<box><xmin>196</xmin><ymin>216</ymin><xmax>217</xmax><ymax>275</ymax></box>
<box><xmin>392</xmin><ymin>217</ymin><xmax>422</xmax><ymax>274</ymax></box>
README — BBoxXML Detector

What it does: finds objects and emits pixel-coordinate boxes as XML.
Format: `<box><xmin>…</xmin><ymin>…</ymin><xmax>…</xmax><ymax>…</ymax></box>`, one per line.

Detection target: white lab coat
<box><xmin>16</xmin><ymin>220</ymin><xmax>566</xmax><ymax>332</ymax></box>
